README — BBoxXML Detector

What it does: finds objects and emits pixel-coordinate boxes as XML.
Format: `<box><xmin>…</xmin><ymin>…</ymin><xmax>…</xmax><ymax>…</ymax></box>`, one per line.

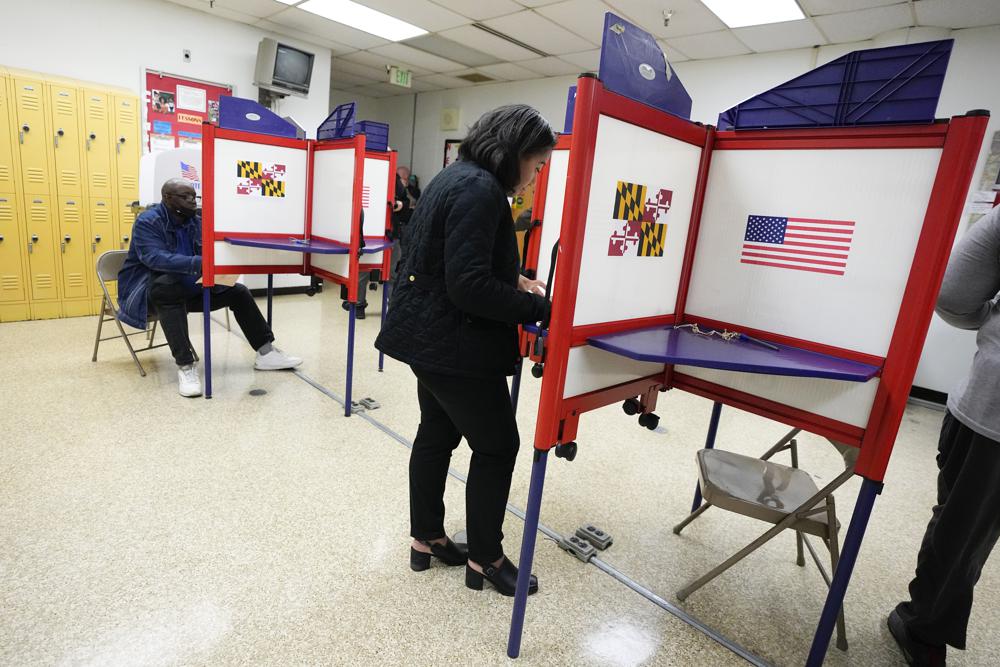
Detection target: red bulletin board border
<box><xmin>145</xmin><ymin>70</ymin><xmax>232</xmax><ymax>152</ymax></box>
<box><xmin>527</xmin><ymin>75</ymin><xmax>987</xmax><ymax>485</ymax></box>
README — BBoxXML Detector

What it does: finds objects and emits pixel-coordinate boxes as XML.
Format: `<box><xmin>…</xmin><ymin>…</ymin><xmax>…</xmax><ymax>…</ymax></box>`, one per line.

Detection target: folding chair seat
<box><xmin>673</xmin><ymin>428</ymin><xmax>858</xmax><ymax>651</ymax></box>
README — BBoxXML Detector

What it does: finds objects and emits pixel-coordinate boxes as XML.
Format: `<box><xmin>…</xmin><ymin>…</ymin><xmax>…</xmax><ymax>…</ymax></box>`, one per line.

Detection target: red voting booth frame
<box><xmin>200</xmin><ymin>124</ymin><xmax>396</xmax><ymax>413</ymax></box>
<box><xmin>509</xmin><ymin>75</ymin><xmax>988</xmax><ymax>665</ymax></box>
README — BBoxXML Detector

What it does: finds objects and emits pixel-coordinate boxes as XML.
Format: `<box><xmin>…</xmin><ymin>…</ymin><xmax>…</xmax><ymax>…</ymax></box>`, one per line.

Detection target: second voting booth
<box><xmin>507</xmin><ymin>16</ymin><xmax>988</xmax><ymax>667</ymax></box>
<box><xmin>200</xmin><ymin>97</ymin><xmax>395</xmax><ymax>413</ymax></box>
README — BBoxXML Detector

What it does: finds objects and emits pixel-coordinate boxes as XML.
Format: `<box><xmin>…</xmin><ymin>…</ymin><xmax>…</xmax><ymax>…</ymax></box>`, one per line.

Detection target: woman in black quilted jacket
<box><xmin>375</xmin><ymin>105</ymin><xmax>555</xmax><ymax>596</ymax></box>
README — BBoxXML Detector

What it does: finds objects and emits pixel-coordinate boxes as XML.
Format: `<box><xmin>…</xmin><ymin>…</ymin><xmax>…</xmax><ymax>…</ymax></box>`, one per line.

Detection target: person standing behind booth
<box><xmin>117</xmin><ymin>179</ymin><xmax>302</xmax><ymax>397</ymax></box>
<box><xmin>375</xmin><ymin>105</ymin><xmax>554</xmax><ymax>596</ymax></box>
<box><xmin>390</xmin><ymin>166</ymin><xmax>415</xmax><ymax>276</ymax></box>
<box><xmin>888</xmin><ymin>204</ymin><xmax>1000</xmax><ymax>666</ymax></box>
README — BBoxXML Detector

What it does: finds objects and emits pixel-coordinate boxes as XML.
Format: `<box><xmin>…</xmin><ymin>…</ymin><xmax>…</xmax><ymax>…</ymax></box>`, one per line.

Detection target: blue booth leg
<box><xmin>266</xmin><ymin>273</ymin><xmax>273</xmax><ymax>327</ymax></box>
<box><xmin>507</xmin><ymin>448</ymin><xmax>549</xmax><ymax>659</ymax></box>
<box><xmin>691</xmin><ymin>401</ymin><xmax>723</xmax><ymax>511</ymax></box>
<box><xmin>345</xmin><ymin>302</ymin><xmax>356</xmax><ymax>417</ymax></box>
<box><xmin>805</xmin><ymin>477</ymin><xmax>882</xmax><ymax>666</ymax></box>
<box><xmin>203</xmin><ymin>287</ymin><xmax>212</xmax><ymax>399</ymax></box>
<box><xmin>378</xmin><ymin>283</ymin><xmax>389</xmax><ymax>372</ymax></box>
<box><xmin>510</xmin><ymin>359</ymin><xmax>524</xmax><ymax>414</ymax></box>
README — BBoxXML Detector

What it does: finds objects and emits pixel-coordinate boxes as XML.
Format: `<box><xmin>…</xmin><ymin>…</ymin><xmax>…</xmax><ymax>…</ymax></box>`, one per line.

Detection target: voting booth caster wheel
<box><xmin>622</xmin><ymin>397</ymin><xmax>641</xmax><ymax>415</ymax></box>
<box><xmin>554</xmin><ymin>441</ymin><xmax>578</xmax><ymax>462</ymax></box>
<box><xmin>638</xmin><ymin>413</ymin><xmax>659</xmax><ymax>430</ymax></box>
<box><xmin>531</xmin><ymin>362</ymin><xmax>544</xmax><ymax>378</ymax></box>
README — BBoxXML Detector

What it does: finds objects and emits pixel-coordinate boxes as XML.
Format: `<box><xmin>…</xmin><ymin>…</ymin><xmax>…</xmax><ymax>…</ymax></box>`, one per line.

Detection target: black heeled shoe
<box><xmin>410</xmin><ymin>538</ymin><xmax>468</xmax><ymax>572</ymax></box>
<box><xmin>465</xmin><ymin>557</ymin><xmax>538</xmax><ymax>597</ymax></box>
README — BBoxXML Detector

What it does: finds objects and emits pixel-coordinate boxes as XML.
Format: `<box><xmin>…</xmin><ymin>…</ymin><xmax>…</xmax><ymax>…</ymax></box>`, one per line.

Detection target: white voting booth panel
<box><xmin>139</xmin><ymin>148</ymin><xmax>202</xmax><ymax>206</ymax></box>
<box><xmin>535</xmin><ymin>149</ymin><xmax>569</xmax><ymax>289</ymax></box>
<box><xmin>680</xmin><ymin>146</ymin><xmax>943</xmax><ymax>426</ymax></box>
<box><xmin>361</xmin><ymin>157</ymin><xmax>390</xmax><ymax>264</ymax></box>
<box><xmin>311</xmin><ymin>147</ymin><xmax>356</xmax><ymax>278</ymax></box>
<box><xmin>561</xmin><ymin>115</ymin><xmax>702</xmax><ymax>399</ymax></box>
<box><xmin>212</xmin><ymin>138</ymin><xmax>307</xmax><ymax>267</ymax></box>
<box><xmin>685</xmin><ymin>148</ymin><xmax>942</xmax><ymax>357</ymax></box>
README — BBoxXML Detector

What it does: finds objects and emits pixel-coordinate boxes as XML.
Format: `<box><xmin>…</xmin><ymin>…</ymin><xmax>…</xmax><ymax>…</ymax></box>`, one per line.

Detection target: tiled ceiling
<box><xmin>165</xmin><ymin>0</ymin><xmax>1000</xmax><ymax>98</ymax></box>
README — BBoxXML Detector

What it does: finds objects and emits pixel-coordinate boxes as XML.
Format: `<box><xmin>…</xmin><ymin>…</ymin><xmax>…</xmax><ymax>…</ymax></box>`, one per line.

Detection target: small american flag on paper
<box><xmin>180</xmin><ymin>161</ymin><xmax>199</xmax><ymax>182</ymax></box>
<box><xmin>741</xmin><ymin>215</ymin><xmax>855</xmax><ymax>276</ymax></box>
<box><xmin>361</xmin><ymin>185</ymin><xmax>371</xmax><ymax>208</ymax></box>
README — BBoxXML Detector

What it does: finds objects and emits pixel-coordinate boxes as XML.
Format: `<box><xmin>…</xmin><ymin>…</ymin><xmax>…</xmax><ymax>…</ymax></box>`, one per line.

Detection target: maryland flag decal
<box><xmin>609</xmin><ymin>180</ymin><xmax>672</xmax><ymax>257</ymax></box>
<box><xmin>236</xmin><ymin>160</ymin><xmax>286</xmax><ymax>198</ymax></box>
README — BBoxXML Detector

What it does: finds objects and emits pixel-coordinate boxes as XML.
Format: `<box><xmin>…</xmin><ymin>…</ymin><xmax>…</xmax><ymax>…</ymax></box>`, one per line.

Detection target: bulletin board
<box><xmin>145</xmin><ymin>70</ymin><xmax>233</xmax><ymax>153</ymax></box>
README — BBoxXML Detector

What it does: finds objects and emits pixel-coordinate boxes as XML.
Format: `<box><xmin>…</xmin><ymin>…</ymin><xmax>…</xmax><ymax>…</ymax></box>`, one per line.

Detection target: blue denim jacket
<box><xmin>117</xmin><ymin>203</ymin><xmax>202</xmax><ymax>329</ymax></box>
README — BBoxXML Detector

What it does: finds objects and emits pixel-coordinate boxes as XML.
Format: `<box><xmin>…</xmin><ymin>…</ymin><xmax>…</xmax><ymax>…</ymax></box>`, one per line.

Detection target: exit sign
<box><xmin>388</xmin><ymin>66</ymin><xmax>412</xmax><ymax>88</ymax></box>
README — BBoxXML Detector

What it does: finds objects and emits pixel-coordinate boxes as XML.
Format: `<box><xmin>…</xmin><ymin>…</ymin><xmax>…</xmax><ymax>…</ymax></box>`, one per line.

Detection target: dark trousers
<box><xmin>148</xmin><ymin>281</ymin><xmax>273</xmax><ymax>366</ymax></box>
<box><xmin>897</xmin><ymin>410</ymin><xmax>1000</xmax><ymax>649</ymax></box>
<box><xmin>408</xmin><ymin>367</ymin><xmax>519</xmax><ymax>565</ymax></box>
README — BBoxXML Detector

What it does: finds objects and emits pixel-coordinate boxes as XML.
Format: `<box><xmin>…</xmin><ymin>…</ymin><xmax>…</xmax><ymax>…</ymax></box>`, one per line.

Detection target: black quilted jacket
<box><xmin>375</xmin><ymin>160</ymin><xmax>550</xmax><ymax>378</ymax></box>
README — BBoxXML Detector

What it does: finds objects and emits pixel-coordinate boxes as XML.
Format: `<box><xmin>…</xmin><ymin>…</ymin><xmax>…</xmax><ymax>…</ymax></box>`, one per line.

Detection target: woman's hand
<box><xmin>518</xmin><ymin>275</ymin><xmax>547</xmax><ymax>296</ymax></box>
<box><xmin>394</xmin><ymin>200</ymin><xmax>404</xmax><ymax>212</ymax></box>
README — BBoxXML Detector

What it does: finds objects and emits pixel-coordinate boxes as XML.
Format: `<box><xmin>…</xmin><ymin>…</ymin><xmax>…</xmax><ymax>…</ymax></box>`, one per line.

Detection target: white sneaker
<box><xmin>178</xmin><ymin>363</ymin><xmax>202</xmax><ymax>397</ymax></box>
<box><xmin>254</xmin><ymin>346</ymin><xmax>303</xmax><ymax>370</ymax></box>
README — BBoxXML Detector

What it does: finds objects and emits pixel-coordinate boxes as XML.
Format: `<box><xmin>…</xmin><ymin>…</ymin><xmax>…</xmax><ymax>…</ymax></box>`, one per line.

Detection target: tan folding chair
<box><xmin>91</xmin><ymin>250</ymin><xmax>200</xmax><ymax>376</ymax></box>
<box><xmin>673</xmin><ymin>428</ymin><xmax>857</xmax><ymax>651</ymax></box>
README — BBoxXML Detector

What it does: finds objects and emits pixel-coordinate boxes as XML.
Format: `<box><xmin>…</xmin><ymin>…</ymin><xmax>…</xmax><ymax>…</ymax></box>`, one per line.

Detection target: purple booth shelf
<box><xmin>588</xmin><ymin>326</ymin><xmax>880</xmax><ymax>382</ymax></box>
<box><xmin>224</xmin><ymin>236</ymin><xmax>395</xmax><ymax>254</ymax></box>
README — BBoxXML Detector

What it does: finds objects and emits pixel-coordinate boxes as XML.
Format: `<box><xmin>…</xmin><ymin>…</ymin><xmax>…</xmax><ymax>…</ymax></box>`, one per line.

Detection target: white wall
<box><xmin>371</xmin><ymin>24</ymin><xmax>999</xmax><ymax>394</ymax></box>
<box><xmin>1</xmin><ymin>0</ymin><xmax>333</xmax><ymax>138</ymax></box>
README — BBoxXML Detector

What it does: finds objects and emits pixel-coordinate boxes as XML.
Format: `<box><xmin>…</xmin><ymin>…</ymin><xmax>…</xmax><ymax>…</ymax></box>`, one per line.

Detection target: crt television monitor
<box><xmin>255</xmin><ymin>38</ymin><xmax>314</xmax><ymax>97</ymax></box>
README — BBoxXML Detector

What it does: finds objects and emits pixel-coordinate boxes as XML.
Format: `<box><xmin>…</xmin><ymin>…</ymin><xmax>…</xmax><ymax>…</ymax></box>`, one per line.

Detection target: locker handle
<box><xmin>0</xmin><ymin>234</ymin><xmax>4</xmax><ymax>242</ymax></box>
<box><xmin>28</xmin><ymin>234</ymin><xmax>38</xmax><ymax>253</ymax></box>
<box><xmin>61</xmin><ymin>234</ymin><xmax>71</xmax><ymax>253</ymax></box>
<box><xmin>116</xmin><ymin>136</ymin><xmax>126</xmax><ymax>154</ymax></box>
<box><xmin>19</xmin><ymin>123</ymin><xmax>29</xmax><ymax>144</ymax></box>
<box><xmin>120</xmin><ymin>234</ymin><xmax>129</xmax><ymax>249</ymax></box>
<box><xmin>54</xmin><ymin>128</ymin><xmax>64</xmax><ymax>148</ymax></box>
<box><xmin>86</xmin><ymin>132</ymin><xmax>96</xmax><ymax>150</ymax></box>
<box><xmin>92</xmin><ymin>235</ymin><xmax>101</xmax><ymax>253</ymax></box>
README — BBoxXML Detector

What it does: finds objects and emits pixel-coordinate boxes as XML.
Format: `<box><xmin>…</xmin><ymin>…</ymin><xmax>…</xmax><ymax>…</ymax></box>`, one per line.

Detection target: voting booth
<box><xmin>199</xmin><ymin>97</ymin><xmax>395</xmax><ymax>413</ymax></box>
<box><xmin>507</xmin><ymin>16</ymin><xmax>988</xmax><ymax>667</ymax></box>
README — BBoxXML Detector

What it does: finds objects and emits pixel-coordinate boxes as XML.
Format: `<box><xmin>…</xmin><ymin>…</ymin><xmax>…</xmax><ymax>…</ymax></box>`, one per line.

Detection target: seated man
<box><xmin>117</xmin><ymin>178</ymin><xmax>301</xmax><ymax>397</ymax></box>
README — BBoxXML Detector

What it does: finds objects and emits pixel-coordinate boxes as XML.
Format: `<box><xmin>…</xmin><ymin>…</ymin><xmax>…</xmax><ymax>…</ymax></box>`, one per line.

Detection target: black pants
<box><xmin>409</xmin><ymin>367</ymin><xmax>519</xmax><ymax>565</ymax></box>
<box><xmin>148</xmin><ymin>281</ymin><xmax>273</xmax><ymax>366</ymax></box>
<box><xmin>897</xmin><ymin>411</ymin><xmax>1000</xmax><ymax>649</ymax></box>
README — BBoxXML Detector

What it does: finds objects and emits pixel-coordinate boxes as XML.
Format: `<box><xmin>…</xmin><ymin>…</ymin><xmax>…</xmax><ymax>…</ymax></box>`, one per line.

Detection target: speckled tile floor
<box><xmin>1</xmin><ymin>286</ymin><xmax>997</xmax><ymax>666</ymax></box>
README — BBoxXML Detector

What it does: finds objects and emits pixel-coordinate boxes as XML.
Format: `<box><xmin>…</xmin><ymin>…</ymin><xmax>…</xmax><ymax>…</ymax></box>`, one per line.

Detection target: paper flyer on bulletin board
<box><xmin>145</xmin><ymin>70</ymin><xmax>233</xmax><ymax>153</ymax></box>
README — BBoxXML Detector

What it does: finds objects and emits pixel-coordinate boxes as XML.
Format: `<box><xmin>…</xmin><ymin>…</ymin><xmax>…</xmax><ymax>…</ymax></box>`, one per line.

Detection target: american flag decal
<box><xmin>741</xmin><ymin>215</ymin><xmax>855</xmax><ymax>276</ymax></box>
<box><xmin>179</xmin><ymin>161</ymin><xmax>199</xmax><ymax>182</ymax></box>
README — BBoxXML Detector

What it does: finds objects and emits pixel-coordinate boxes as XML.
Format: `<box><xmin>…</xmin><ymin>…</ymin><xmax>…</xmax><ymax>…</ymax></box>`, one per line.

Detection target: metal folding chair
<box><xmin>673</xmin><ymin>428</ymin><xmax>858</xmax><ymax>651</ymax></box>
<box><xmin>91</xmin><ymin>250</ymin><xmax>201</xmax><ymax>376</ymax></box>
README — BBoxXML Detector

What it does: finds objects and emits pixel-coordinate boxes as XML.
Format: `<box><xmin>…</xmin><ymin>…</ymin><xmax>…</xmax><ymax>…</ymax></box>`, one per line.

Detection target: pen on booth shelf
<box><xmin>739</xmin><ymin>333</ymin><xmax>780</xmax><ymax>351</ymax></box>
<box><xmin>289</xmin><ymin>237</ymin><xmax>308</xmax><ymax>245</ymax></box>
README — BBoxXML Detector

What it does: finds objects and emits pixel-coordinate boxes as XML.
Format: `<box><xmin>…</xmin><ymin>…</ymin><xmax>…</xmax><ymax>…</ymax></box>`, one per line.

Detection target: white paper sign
<box><xmin>149</xmin><ymin>133</ymin><xmax>175</xmax><ymax>153</ymax></box>
<box><xmin>176</xmin><ymin>85</ymin><xmax>207</xmax><ymax>112</ymax></box>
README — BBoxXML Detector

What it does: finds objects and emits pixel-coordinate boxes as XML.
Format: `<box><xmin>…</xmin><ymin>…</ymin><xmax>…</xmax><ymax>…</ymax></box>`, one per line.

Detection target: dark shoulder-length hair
<box><xmin>458</xmin><ymin>104</ymin><xmax>557</xmax><ymax>193</ymax></box>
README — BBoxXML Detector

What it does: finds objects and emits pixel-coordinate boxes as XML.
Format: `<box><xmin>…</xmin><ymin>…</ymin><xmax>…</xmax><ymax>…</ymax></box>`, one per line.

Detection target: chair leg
<box><xmin>673</xmin><ymin>502</ymin><xmax>711</xmax><ymax>535</ymax></box>
<box><xmin>796</xmin><ymin>530</ymin><xmax>806</xmax><ymax>567</ymax></box>
<box><xmin>92</xmin><ymin>299</ymin><xmax>108</xmax><ymax>362</ymax></box>
<box><xmin>114</xmin><ymin>315</ymin><xmax>147</xmax><ymax>377</ymax></box>
<box><xmin>146</xmin><ymin>320</ymin><xmax>158</xmax><ymax>349</ymax></box>
<box><xmin>826</xmin><ymin>496</ymin><xmax>849</xmax><ymax>651</ymax></box>
<box><xmin>225</xmin><ymin>308</ymin><xmax>231</xmax><ymax>331</ymax></box>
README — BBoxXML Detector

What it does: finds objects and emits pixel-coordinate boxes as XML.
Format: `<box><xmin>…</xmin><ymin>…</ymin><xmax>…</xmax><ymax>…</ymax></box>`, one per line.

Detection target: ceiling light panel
<box><xmin>298</xmin><ymin>0</ymin><xmax>428</xmax><ymax>41</ymax></box>
<box><xmin>483</xmin><ymin>10</ymin><xmax>597</xmax><ymax>55</ymax></box>
<box><xmin>358</xmin><ymin>0</ymin><xmax>469</xmax><ymax>32</ymax></box>
<box><xmin>267</xmin><ymin>8</ymin><xmax>388</xmax><ymax>48</ymax></box>
<box><xmin>701</xmin><ymin>0</ymin><xmax>805</xmax><ymax>28</ymax></box>
<box><xmin>439</xmin><ymin>24</ymin><xmax>541</xmax><ymax>61</ymax></box>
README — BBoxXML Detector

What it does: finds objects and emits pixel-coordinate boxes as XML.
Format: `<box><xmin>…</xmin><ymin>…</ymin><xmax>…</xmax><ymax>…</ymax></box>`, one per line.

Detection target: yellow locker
<box><xmin>117</xmin><ymin>198</ymin><xmax>136</xmax><ymax>250</ymax></box>
<box><xmin>82</xmin><ymin>88</ymin><xmax>112</xmax><ymax>199</ymax></box>
<box><xmin>0</xmin><ymin>193</ymin><xmax>27</xmax><ymax>303</ymax></box>
<box><xmin>23</xmin><ymin>193</ymin><xmax>59</xmax><ymax>302</ymax></box>
<box><xmin>89</xmin><ymin>198</ymin><xmax>115</xmax><ymax>301</ymax></box>
<box><xmin>56</xmin><ymin>196</ymin><xmax>88</xmax><ymax>299</ymax></box>
<box><xmin>47</xmin><ymin>82</ymin><xmax>83</xmax><ymax>195</ymax></box>
<box><xmin>13</xmin><ymin>76</ymin><xmax>51</xmax><ymax>195</ymax></box>
<box><xmin>112</xmin><ymin>95</ymin><xmax>139</xmax><ymax>202</ymax></box>
<box><xmin>0</xmin><ymin>74</ymin><xmax>18</xmax><ymax>193</ymax></box>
